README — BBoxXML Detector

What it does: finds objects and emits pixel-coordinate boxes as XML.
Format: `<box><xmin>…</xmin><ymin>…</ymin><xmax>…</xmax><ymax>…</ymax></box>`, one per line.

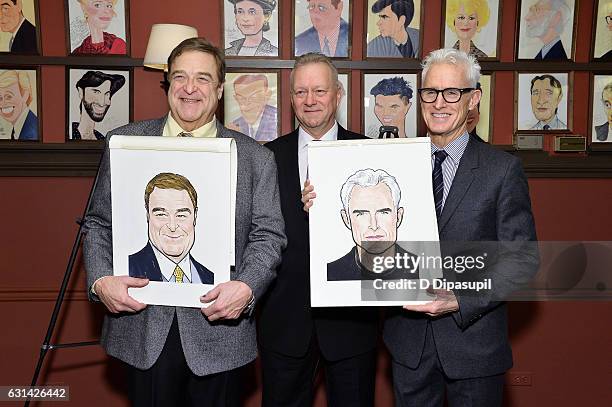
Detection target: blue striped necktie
<box><xmin>432</xmin><ymin>150</ymin><xmax>448</xmax><ymax>219</ymax></box>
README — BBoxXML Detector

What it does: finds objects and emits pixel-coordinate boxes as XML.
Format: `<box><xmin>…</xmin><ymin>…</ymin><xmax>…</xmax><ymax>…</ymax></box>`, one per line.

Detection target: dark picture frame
<box><xmin>590</xmin><ymin>73</ymin><xmax>612</xmax><ymax>144</ymax></box>
<box><xmin>65</xmin><ymin>0</ymin><xmax>130</xmax><ymax>56</ymax></box>
<box><xmin>0</xmin><ymin>0</ymin><xmax>40</xmax><ymax>55</ymax></box>
<box><xmin>66</xmin><ymin>67</ymin><xmax>132</xmax><ymax>141</ymax></box>
<box><xmin>223</xmin><ymin>70</ymin><xmax>281</xmax><ymax>142</ymax></box>
<box><xmin>0</xmin><ymin>66</ymin><xmax>41</xmax><ymax>141</ymax></box>
<box><xmin>293</xmin><ymin>0</ymin><xmax>352</xmax><ymax>58</ymax></box>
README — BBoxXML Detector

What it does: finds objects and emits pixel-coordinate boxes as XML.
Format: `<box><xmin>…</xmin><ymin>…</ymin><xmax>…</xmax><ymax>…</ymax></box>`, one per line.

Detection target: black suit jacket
<box><xmin>595</xmin><ymin>123</ymin><xmax>609</xmax><ymax>142</ymax></box>
<box><xmin>11</xmin><ymin>18</ymin><xmax>37</xmax><ymax>54</ymax></box>
<box><xmin>383</xmin><ymin>136</ymin><xmax>539</xmax><ymax>379</ymax></box>
<box><xmin>128</xmin><ymin>242</ymin><xmax>214</xmax><ymax>284</ymax></box>
<box><xmin>327</xmin><ymin>245</ymin><xmax>419</xmax><ymax>282</ymax></box>
<box><xmin>535</xmin><ymin>39</ymin><xmax>567</xmax><ymax>60</ymax></box>
<box><xmin>259</xmin><ymin>125</ymin><xmax>379</xmax><ymax>361</ymax></box>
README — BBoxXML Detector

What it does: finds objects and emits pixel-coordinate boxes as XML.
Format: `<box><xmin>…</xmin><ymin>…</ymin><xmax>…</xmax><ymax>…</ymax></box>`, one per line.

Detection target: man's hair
<box><xmin>290</xmin><ymin>52</ymin><xmax>339</xmax><ymax>91</ymax></box>
<box><xmin>75</xmin><ymin>70</ymin><xmax>125</xmax><ymax>97</ymax></box>
<box><xmin>547</xmin><ymin>0</ymin><xmax>571</xmax><ymax>35</ymax></box>
<box><xmin>308</xmin><ymin>0</ymin><xmax>342</xmax><ymax>9</ymax></box>
<box><xmin>445</xmin><ymin>0</ymin><xmax>490</xmax><ymax>29</ymax></box>
<box><xmin>233</xmin><ymin>73</ymin><xmax>269</xmax><ymax>89</ymax></box>
<box><xmin>530</xmin><ymin>74</ymin><xmax>562</xmax><ymax>95</ymax></box>
<box><xmin>602</xmin><ymin>82</ymin><xmax>612</xmax><ymax>101</ymax></box>
<box><xmin>421</xmin><ymin>48</ymin><xmax>481</xmax><ymax>88</ymax></box>
<box><xmin>370</xmin><ymin>77</ymin><xmax>413</xmax><ymax>104</ymax></box>
<box><xmin>0</xmin><ymin>70</ymin><xmax>32</xmax><ymax>105</ymax></box>
<box><xmin>371</xmin><ymin>0</ymin><xmax>414</xmax><ymax>28</ymax></box>
<box><xmin>167</xmin><ymin>37</ymin><xmax>225</xmax><ymax>87</ymax></box>
<box><xmin>340</xmin><ymin>168</ymin><xmax>401</xmax><ymax>214</ymax></box>
<box><xmin>144</xmin><ymin>172</ymin><xmax>198</xmax><ymax>213</ymax></box>
<box><xmin>230</xmin><ymin>0</ymin><xmax>277</xmax><ymax>32</ymax></box>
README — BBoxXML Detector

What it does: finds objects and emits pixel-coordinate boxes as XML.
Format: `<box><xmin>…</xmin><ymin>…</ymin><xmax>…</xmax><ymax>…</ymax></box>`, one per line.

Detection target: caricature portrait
<box><xmin>366</xmin><ymin>0</ymin><xmax>420</xmax><ymax>58</ymax></box>
<box><xmin>224</xmin><ymin>72</ymin><xmax>278</xmax><ymax>142</ymax></box>
<box><xmin>517</xmin><ymin>73</ymin><xmax>569</xmax><ymax>131</ymax></box>
<box><xmin>593</xmin><ymin>0</ymin><xmax>612</xmax><ymax>59</ymax></box>
<box><xmin>592</xmin><ymin>76</ymin><xmax>612</xmax><ymax>142</ymax></box>
<box><xmin>129</xmin><ymin>172</ymin><xmax>214</xmax><ymax>284</ymax></box>
<box><xmin>0</xmin><ymin>69</ymin><xmax>38</xmax><ymax>140</ymax></box>
<box><xmin>68</xmin><ymin>68</ymin><xmax>129</xmax><ymax>141</ymax></box>
<box><xmin>444</xmin><ymin>0</ymin><xmax>500</xmax><ymax>59</ymax></box>
<box><xmin>327</xmin><ymin>168</ymin><xmax>418</xmax><ymax>281</ymax></box>
<box><xmin>364</xmin><ymin>73</ymin><xmax>418</xmax><ymax>139</ymax></box>
<box><xmin>67</xmin><ymin>0</ymin><xmax>127</xmax><ymax>55</ymax></box>
<box><xmin>467</xmin><ymin>75</ymin><xmax>491</xmax><ymax>142</ymax></box>
<box><xmin>224</xmin><ymin>0</ymin><xmax>278</xmax><ymax>57</ymax></box>
<box><xmin>0</xmin><ymin>0</ymin><xmax>37</xmax><ymax>53</ymax></box>
<box><xmin>294</xmin><ymin>0</ymin><xmax>350</xmax><ymax>57</ymax></box>
<box><xmin>518</xmin><ymin>0</ymin><xmax>575</xmax><ymax>60</ymax></box>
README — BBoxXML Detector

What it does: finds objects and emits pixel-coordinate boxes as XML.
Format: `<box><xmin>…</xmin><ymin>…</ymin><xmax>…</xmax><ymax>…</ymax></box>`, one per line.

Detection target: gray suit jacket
<box><xmin>595</xmin><ymin>123</ymin><xmax>609</xmax><ymax>141</ymax></box>
<box><xmin>384</xmin><ymin>136</ymin><xmax>539</xmax><ymax>379</ymax></box>
<box><xmin>83</xmin><ymin>117</ymin><xmax>286</xmax><ymax>376</ymax></box>
<box><xmin>366</xmin><ymin>27</ymin><xmax>420</xmax><ymax>58</ymax></box>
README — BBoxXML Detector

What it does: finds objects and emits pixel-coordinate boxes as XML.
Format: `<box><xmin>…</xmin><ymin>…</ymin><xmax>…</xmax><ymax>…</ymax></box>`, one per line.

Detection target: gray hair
<box><xmin>290</xmin><ymin>52</ymin><xmax>339</xmax><ymax>91</ymax></box>
<box><xmin>548</xmin><ymin>0</ymin><xmax>571</xmax><ymax>35</ymax></box>
<box><xmin>602</xmin><ymin>82</ymin><xmax>612</xmax><ymax>101</ymax></box>
<box><xmin>421</xmin><ymin>48</ymin><xmax>481</xmax><ymax>88</ymax></box>
<box><xmin>340</xmin><ymin>169</ymin><xmax>401</xmax><ymax>212</ymax></box>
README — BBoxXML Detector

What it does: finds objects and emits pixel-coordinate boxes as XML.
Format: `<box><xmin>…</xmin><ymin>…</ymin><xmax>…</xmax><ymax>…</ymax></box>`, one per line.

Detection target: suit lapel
<box><xmin>437</xmin><ymin>138</ymin><xmax>479</xmax><ymax>232</ymax></box>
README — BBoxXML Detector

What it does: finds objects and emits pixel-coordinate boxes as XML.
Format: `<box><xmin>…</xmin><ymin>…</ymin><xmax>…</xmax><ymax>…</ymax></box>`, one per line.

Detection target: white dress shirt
<box><xmin>298</xmin><ymin>122</ymin><xmax>338</xmax><ymax>188</ymax></box>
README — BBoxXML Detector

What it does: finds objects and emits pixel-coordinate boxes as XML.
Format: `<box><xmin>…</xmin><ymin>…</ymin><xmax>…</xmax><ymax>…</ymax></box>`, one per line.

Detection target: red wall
<box><xmin>1</xmin><ymin>1</ymin><xmax>610</xmax><ymax>406</ymax></box>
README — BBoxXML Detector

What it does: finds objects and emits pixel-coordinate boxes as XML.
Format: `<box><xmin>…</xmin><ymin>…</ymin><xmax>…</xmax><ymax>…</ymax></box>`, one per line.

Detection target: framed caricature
<box><xmin>591</xmin><ymin>75</ymin><xmax>612</xmax><ymax>143</ymax></box>
<box><xmin>66</xmin><ymin>0</ymin><xmax>129</xmax><ymax>55</ymax></box>
<box><xmin>516</xmin><ymin>72</ymin><xmax>571</xmax><ymax>132</ymax></box>
<box><xmin>0</xmin><ymin>0</ymin><xmax>39</xmax><ymax>54</ymax></box>
<box><xmin>224</xmin><ymin>71</ymin><xmax>279</xmax><ymax>142</ymax></box>
<box><xmin>363</xmin><ymin>72</ymin><xmax>418</xmax><ymax>139</ymax></box>
<box><xmin>472</xmin><ymin>73</ymin><xmax>493</xmax><ymax>142</ymax></box>
<box><xmin>222</xmin><ymin>0</ymin><xmax>280</xmax><ymax>57</ymax></box>
<box><xmin>442</xmin><ymin>0</ymin><xmax>501</xmax><ymax>60</ymax></box>
<box><xmin>67</xmin><ymin>68</ymin><xmax>131</xmax><ymax>141</ymax></box>
<box><xmin>294</xmin><ymin>0</ymin><xmax>351</xmax><ymax>58</ymax></box>
<box><xmin>592</xmin><ymin>0</ymin><xmax>612</xmax><ymax>60</ymax></box>
<box><xmin>516</xmin><ymin>0</ymin><xmax>576</xmax><ymax>60</ymax></box>
<box><xmin>365</xmin><ymin>0</ymin><xmax>422</xmax><ymax>59</ymax></box>
<box><xmin>0</xmin><ymin>68</ymin><xmax>40</xmax><ymax>141</ymax></box>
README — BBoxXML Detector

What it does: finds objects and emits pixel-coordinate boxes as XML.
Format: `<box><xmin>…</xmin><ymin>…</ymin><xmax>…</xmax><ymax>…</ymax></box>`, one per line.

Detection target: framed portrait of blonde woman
<box><xmin>0</xmin><ymin>0</ymin><xmax>40</xmax><ymax>54</ymax></box>
<box><xmin>222</xmin><ymin>0</ymin><xmax>280</xmax><ymax>58</ymax></box>
<box><xmin>442</xmin><ymin>0</ymin><xmax>501</xmax><ymax>60</ymax></box>
<box><xmin>66</xmin><ymin>0</ymin><xmax>129</xmax><ymax>55</ymax></box>
<box><xmin>591</xmin><ymin>0</ymin><xmax>612</xmax><ymax>60</ymax></box>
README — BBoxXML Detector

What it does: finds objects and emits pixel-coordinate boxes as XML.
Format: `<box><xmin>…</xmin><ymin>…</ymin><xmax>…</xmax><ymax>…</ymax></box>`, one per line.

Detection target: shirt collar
<box><xmin>430</xmin><ymin>132</ymin><xmax>470</xmax><ymax>165</ymax></box>
<box><xmin>150</xmin><ymin>242</ymin><xmax>193</xmax><ymax>283</ymax></box>
<box><xmin>541</xmin><ymin>36</ymin><xmax>561</xmax><ymax>58</ymax></box>
<box><xmin>163</xmin><ymin>113</ymin><xmax>217</xmax><ymax>138</ymax></box>
<box><xmin>298</xmin><ymin>122</ymin><xmax>338</xmax><ymax>150</ymax></box>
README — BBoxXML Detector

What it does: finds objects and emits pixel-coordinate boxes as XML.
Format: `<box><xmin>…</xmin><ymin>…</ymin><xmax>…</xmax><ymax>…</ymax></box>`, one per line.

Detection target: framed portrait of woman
<box><xmin>67</xmin><ymin>68</ymin><xmax>131</xmax><ymax>141</ymax></box>
<box><xmin>222</xmin><ymin>0</ymin><xmax>280</xmax><ymax>57</ymax></box>
<box><xmin>591</xmin><ymin>0</ymin><xmax>612</xmax><ymax>60</ymax></box>
<box><xmin>516</xmin><ymin>0</ymin><xmax>576</xmax><ymax>61</ymax></box>
<box><xmin>442</xmin><ymin>0</ymin><xmax>501</xmax><ymax>60</ymax></box>
<box><xmin>66</xmin><ymin>0</ymin><xmax>129</xmax><ymax>56</ymax></box>
<box><xmin>223</xmin><ymin>71</ymin><xmax>280</xmax><ymax>142</ymax></box>
<box><xmin>0</xmin><ymin>0</ymin><xmax>40</xmax><ymax>54</ymax></box>
<box><xmin>362</xmin><ymin>72</ymin><xmax>419</xmax><ymax>139</ymax></box>
<box><xmin>0</xmin><ymin>67</ymin><xmax>40</xmax><ymax>141</ymax></box>
<box><xmin>515</xmin><ymin>72</ymin><xmax>571</xmax><ymax>133</ymax></box>
<box><xmin>293</xmin><ymin>0</ymin><xmax>351</xmax><ymax>58</ymax></box>
<box><xmin>364</xmin><ymin>0</ymin><xmax>422</xmax><ymax>59</ymax></box>
<box><xmin>591</xmin><ymin>74</ymin><xmax>612</xmax><ymax>143</ymax></box>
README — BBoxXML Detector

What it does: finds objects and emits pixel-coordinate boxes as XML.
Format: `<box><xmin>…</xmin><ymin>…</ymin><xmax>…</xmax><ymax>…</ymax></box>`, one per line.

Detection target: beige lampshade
<box><xmin>143</xmin><ymin>24</ymin><xmax>198</xmax><ymax>71</ymax></box>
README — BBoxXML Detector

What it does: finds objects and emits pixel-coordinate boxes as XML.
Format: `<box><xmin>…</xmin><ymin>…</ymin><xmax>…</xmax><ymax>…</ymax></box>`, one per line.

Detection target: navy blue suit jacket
<box><xmin>535</xmin><ymin>39</ymin><xmax>568</xmax><ymax>60</ymax></box>
<box><xmin>18</xmin><ymin>110</ymin><xmax>38</xmax><ymax>140</ymax></box>
<box><xmin>294</xmin><ymin>18</ymin><xmax>349</xmax><ymax>57</ymax></box>
<box><xmin>11</xmin><ymin>18</ymin><xmax>37</xmax><ymax>54</ymax></box>
<box><xmin>128</xmin><ymin>242</ymin><xmax>214</xmax><ymax>284</ymax></box>
<box><xmin>383</xmin><ymin>136</ymin><xmax>539</xmax><ymax>379</ymax></box>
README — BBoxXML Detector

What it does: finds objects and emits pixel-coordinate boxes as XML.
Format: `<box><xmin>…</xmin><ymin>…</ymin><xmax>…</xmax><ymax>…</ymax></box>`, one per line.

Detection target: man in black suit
<box><xmin>524</xmin><ymin>0</ymin><xmax>570</xmax><ymax>60</ymax></box>
<box><xmin>0</xmin><ymin>0</ymin><xmax>37</xmax><ymax>53</ymax></box>
<box><xmin>260</xmin><ymin>53</ymin><xmax>378</xmax><ymax>406</ymax></box>
<box><xmin>129</xmin><ymin>172</ymin><xmax>214</xmax><ymax>284</ymax></box>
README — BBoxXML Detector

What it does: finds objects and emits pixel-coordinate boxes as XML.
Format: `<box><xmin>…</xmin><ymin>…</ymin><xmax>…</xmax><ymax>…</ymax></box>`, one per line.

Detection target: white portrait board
<box><xmin>308</xmin><ymin>138</ymin><xmax>442</xmax><ymax>307</ymax></box>
<box><xmin>110</xmin><ymin>136</ymin><xmax>237</xmax><ymax>308</ymax></box>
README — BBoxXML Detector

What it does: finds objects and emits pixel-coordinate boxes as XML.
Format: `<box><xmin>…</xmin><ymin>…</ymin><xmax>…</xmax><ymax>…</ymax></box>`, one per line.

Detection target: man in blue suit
<box><xmin>0</xmin><ymin>69</ymin><xmax>38</xmax><ymax>140</ymax></box>
<box><xmin>129</xmin><ymin>172</ymin><xmax>214</xmax><ymax>284</ymax></box>
<box><xmin>295</xmin><ymin>0</ymin><xmax>348</xmax><ymax>57</ymax></box>
<box><xmin>524</xmin><ymin>0</ymin><xmax>571</xmax><ymax>60</ymax></box>
<box><xmin>228</xmin><ymin>74</ymin><xmax>278</xmax><ymax>142</ymax></box>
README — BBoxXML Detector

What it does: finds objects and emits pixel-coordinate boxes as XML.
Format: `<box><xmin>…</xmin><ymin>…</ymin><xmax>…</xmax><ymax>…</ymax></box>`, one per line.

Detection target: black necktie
<box><xmin>11</xmin><ymin>127</ymin><xmax>16</xmax><ymax>140</ymax></box>
<box><xmin>432</xmin><ymin>150</ymin><xmax>448</xmax><ymax>219</ymax></box>
<box><xmin>543</xmin><ymin>124</ymin><xmax>550</xmax><ymax>130</ymax></box>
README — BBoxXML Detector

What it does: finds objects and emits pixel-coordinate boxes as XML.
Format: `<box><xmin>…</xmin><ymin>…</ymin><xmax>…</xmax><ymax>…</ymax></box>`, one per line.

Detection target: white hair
<box><xmin>421</xmin><ymin>48</ymin><xmax>481</xmax><ymax>88</ymax></box>
<box><xmin>548</xmin><ymin>0</ymin><xmax>571</xmax><ymax>34</ymax></box>
<box><xmin>340</xmin><ymin>168</ymin><xmax>401</xmax><ymax>212</ymax></box>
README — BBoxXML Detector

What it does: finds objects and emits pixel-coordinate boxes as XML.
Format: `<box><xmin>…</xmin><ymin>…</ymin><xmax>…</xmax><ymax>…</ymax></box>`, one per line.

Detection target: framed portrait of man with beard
<box><xmin>67</xmin><ymin>68</ymin><xmax>131</xmax><ymax>141</ymax></box>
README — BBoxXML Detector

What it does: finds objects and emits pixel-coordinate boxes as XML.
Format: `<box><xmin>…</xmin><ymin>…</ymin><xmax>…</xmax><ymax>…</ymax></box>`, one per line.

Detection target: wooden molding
<box><xmin>0</xmin><ymin>285</ymin><xmax>88</xmax><ymax>302</ymax></box>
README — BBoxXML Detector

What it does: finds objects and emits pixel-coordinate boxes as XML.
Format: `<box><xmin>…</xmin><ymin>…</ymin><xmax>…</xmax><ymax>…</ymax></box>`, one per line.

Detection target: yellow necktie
<box><xmin>173</xmin><ymin>265</ymin><xmax>184</xmax><ymax>283</ymax></box>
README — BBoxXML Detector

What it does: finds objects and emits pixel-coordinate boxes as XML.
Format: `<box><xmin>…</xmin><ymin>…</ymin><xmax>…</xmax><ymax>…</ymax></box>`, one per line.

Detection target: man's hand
<box><xmin>403</xmin><ymin>289</ymin><xmax>459</xmax><ymax>317</ymax></box>
<box><xmin>94</xmin><ymin>276</ymin><xmax>148</xmax><ymax>314</ymax></box>
<box><xmin>200</xmin><ymin>281</ymin><xmax>253</xmax><ymax>321</ymax></box>
<box><xmin>301</xmin><ymin>179</ymin><xmax>316</xmax><ymax>212</ymax></box>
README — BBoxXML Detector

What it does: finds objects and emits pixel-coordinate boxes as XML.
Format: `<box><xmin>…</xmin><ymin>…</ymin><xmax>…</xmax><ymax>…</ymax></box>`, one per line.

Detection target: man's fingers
<box><xmin>201</xmin><ymin>285</ymin><xmax>221</xmax><ymax>303</ymax></box>
<box><xmin>125</xmin><ymin>277</ymin><xmax>149</xmax><ymax>288</ymax></box>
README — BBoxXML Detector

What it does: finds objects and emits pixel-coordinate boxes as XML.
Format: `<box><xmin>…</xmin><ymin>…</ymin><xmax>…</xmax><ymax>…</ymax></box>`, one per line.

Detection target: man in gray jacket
<box><xmin>83</xmin><ymin>37</ymin><xmax>286</xmax><ymax>406</ymax></box>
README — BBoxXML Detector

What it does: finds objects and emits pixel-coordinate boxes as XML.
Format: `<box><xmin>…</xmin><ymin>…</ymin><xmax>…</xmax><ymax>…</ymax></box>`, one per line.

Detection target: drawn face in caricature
<box><xmin>234</xmin><ymin>78</ymin><xmax>270</xmax><ymax>125</ymax></box>
<box><xmin>376</xmin><ymin>5</ymin><xmax>405</xmax><ymax>39</ymax></box>
<box><xmin>341</xmin><ymin>183</ymin><xmax>404</xmax><ymax>255</ymax></box>
<box><xmin>374</xmin><ymin>94</ymin><xmax>410</xmax><ymax>130</ymax></box>
<box><xmin>0</xmin><ymin>80</ymin><xmax>28</xmax><ymax>124</ymax></box>
<box><xmin>453</xmin><ymin>5</ymin><xmax>478</xmax><ymax>42</ymax></box>
<box><xmin>0</xmin><ymin>0</ymin><xmax>21</xmax><ymax>33</ymax></box>
<box><xmin>307</xmin><ymin>0</ymin><xmax>342</xmax><ymax>34</ymax></box>
<box><xmin>80</xmin><ymin>0</ymin><xmax>116</xmax><ymax>31</ymax></box>
<box><xmin>530</xmin><ymin>78</ymin><xmax>561</xmax><ymax>123</ymax></box>
<box><xmin>234</xmin><ymin>0</ymin><xmax>267</xmax><ymax>36</ymax></box>
<box><xmin>80</xmin><ymin>80</ymin><xmax>112</xmax><ymax>122</ymax></box>
<box><xmin>603</xmin><ymin>87</ymin><xmax>612</xmax><ymax>124</ymax></box>
<box><xmin>147</xmin><ymin>187</ymin><xmax>196</xmax><ymax>263</ymax></box>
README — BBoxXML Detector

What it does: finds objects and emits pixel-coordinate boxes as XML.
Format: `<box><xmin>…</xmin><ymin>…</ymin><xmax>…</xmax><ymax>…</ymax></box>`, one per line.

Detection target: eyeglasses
<box><xmin>418</xmin><ymin>88</ymin><xmax>475</xmax><ymax>103</ymax></box>
<box><xmin>307</xmin><ymin>3</ymin><xmax>329</xmax><ymax>13</ymax></box>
